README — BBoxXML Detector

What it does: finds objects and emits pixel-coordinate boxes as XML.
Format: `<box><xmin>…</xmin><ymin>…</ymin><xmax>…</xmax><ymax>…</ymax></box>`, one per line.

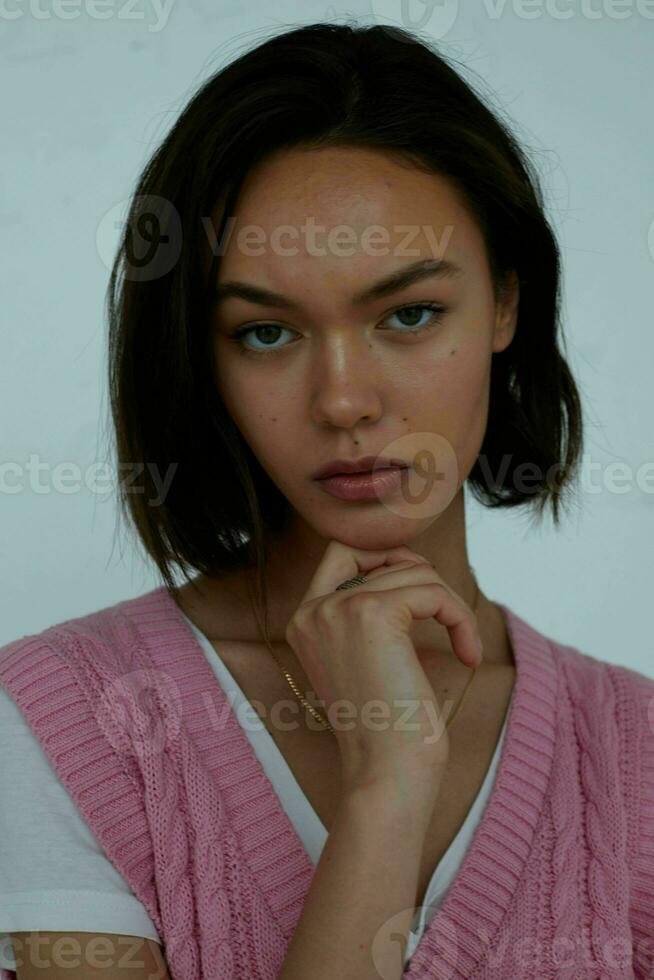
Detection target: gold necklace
<box><xmin>263</xmin><ymin>570</ymin><xmax>481</xmax><ymax>736</ymax></box>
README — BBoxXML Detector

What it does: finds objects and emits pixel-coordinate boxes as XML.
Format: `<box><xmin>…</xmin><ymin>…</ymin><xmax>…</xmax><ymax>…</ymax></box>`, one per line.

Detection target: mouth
<box><xmin>331</xmin><ymin>466</ymin><xmax>396</xmax><ymax>476</ymax></box>
<box><xmin>312</xmin><ymin>456</ymin><xmax>409</xmax><ymax>481</ymax></box>
<box><xmin>315</xmin><ymin>465</ymin><xmax>408</xmax><ymax>502</ymax></box>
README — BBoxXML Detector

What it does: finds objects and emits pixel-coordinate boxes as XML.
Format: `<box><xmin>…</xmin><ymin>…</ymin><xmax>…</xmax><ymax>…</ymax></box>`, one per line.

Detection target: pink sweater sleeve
<box><xmin>630</xmin><ymin>671</ymin><xmax>654</xmax><ymax>979</ymax></box>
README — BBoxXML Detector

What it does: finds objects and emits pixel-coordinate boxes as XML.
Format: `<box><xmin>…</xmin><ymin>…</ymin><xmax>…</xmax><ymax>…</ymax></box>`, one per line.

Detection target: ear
<box><xmin>492</xmin><ymin>269</ymin><xmax>519</xmax><ymax>353</ymax></box>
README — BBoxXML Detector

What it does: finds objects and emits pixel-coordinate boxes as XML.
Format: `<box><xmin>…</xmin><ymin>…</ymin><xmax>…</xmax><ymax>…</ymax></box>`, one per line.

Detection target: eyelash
<box><xmin>226</xmin><ymin>302</ymin><xmax>448</xmax><ymax>356</ymax></box>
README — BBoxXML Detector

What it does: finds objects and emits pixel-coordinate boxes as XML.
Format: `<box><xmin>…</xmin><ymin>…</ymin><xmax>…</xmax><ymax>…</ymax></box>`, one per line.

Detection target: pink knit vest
<box><xmin>1</xmin><ymin>586</ymin><xmax>653</xmax><ymax>979</ymax></box>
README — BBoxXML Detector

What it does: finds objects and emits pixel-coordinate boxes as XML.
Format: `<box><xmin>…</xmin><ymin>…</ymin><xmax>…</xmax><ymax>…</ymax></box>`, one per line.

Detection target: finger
<box><xmin>360</xmin><ymin>558</ymin><xmax>434</xmax><ymax>584</ymax></box>
<box><xmin>393</xmin><ymin>582</ymin><xmax>482</xmax><ymax>668</ymax></box>
<box><xmin>304</xmin><ymin>542</ymin><xmax>426</xmax><ymax>602</ymax></box>
<box><xmin>346</xmin><ymin>562</ymin><xmax>474</xmax><ymax>617</ymax></box>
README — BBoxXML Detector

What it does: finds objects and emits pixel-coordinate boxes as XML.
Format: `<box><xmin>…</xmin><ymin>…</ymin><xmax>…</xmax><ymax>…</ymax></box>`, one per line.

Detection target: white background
<box><xmin>1</xmin><ymin>0</ymin><xmax>652</xmax><ymax>677</ymax></box>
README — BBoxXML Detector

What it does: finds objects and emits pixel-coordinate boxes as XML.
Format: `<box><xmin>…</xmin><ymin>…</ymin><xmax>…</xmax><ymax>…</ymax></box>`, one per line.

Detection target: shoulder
<box><xmin>548</xmin><ymin>638</ymin><xmax>654</xmax><ymax>830</ymax></box>
<box><xmin>507</xmin><ymin>603</ymin><xmax>654</xmax><ymax>733</ymax></box>
<box><xmin>524</xmin><ymin>622</ymin><xmax>654</xmax><ymax>784</ymax></box>
<box><xmin>0</xmin><ymin>589</ymin><xmax>173</xmax><ymax>754</ymax></box>
<box><xmin>0</xmin><ymin>587</ymin><xmax>167</xmax><ymax>676</ymax></box>
<box><xmin>544</xmin><ymin>629</ymin><xmax>654</xmax><ymax>721</ymax></box>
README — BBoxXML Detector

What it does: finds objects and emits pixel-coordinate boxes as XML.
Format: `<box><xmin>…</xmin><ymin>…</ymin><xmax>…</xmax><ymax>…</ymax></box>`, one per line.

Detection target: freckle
<box><xmin>449</xmin><ymin>347</ymin><xmax>457</xmax><ymax>356</ymax></box>
<box><xmin>271</xmin><ymin>417</ymin><xmax>277</xmax><ymax>422</ymax></box>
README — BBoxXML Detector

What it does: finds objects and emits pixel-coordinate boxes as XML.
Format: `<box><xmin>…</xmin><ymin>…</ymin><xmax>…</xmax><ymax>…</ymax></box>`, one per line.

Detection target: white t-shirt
<box><xmin>0</xmin><ymin>613</ymin><xmax>511</xmax><ymax>971</ymax></box>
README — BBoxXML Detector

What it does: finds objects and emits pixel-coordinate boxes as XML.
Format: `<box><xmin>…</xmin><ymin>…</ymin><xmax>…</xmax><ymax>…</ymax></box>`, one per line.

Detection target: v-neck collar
<box><xmin>140</xmin><ymin>585</ymin><xmax>559</xmax><ymax>978</ymax></box>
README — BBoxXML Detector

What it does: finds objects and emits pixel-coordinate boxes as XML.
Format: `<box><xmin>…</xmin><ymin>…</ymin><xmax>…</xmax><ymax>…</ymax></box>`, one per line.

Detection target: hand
<box><xmin>284</xmin><ymin>540</ymin><xmax>483</xmax><ymax>802</ymax></box>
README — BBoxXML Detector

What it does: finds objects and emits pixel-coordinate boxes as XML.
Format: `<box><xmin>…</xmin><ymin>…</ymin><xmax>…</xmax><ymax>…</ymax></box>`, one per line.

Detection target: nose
<box><xmin>309</xmin><ymin>335</ymin><xmax>383</xmax><ymax>430</ymax></box>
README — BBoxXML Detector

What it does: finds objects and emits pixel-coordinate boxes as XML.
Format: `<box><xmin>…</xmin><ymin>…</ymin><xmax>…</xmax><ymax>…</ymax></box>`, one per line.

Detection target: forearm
<box><xmin>277</xmin><ymin>782</ymin><xmax>432</xmax><ymax>980</ymax></box>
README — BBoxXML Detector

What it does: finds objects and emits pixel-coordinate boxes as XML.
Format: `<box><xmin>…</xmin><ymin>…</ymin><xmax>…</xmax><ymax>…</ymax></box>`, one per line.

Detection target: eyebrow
<box><xmin>212</xmin><ymin>257</ymin><xmax>464</xmax><ymax>310</ymax></box>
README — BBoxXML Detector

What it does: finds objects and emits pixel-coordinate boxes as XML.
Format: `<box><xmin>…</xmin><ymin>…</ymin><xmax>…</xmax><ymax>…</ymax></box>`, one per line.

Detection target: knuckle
<box><xmin>347</xmin><ymin>592</ymin><xmax>383</xmax><ymax>619</ymax></box>
<box><xmin>428</xmin><ymin>579</ymin><xmax>453</xmax><ymax>605</ymax></box>
<box><xmin>284</xmin><ymin>617</ymin><xmax>299</xmax><ymax>644</ymax></box>
<box><xmin>344</xmin><ymin>590</ymin><xmax>369</xmax><ymax>609</ymax></box>
<box><xmin>314</xmin><ymin>595</ymin><xmax>339</xmax><ymax>625</ymax></box>
<box><xmin>286</xmin><ymin>603</ymin><xmax>312</xmax><ymax>640</ymax></box>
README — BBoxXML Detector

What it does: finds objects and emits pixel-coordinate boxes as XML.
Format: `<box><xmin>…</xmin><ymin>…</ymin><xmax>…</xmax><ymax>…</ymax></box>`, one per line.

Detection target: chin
<box><xmin>308</xmin><ymin>512</ymin><xmax>427</xmax><ymax>553</ymax></box>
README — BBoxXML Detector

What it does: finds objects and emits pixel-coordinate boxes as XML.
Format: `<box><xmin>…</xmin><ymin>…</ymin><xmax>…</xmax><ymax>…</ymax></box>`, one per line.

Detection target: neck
<box><xmin>202</xmin><ymin>487</ymin><xmax>497</xmax><ymax>662</ymax></box>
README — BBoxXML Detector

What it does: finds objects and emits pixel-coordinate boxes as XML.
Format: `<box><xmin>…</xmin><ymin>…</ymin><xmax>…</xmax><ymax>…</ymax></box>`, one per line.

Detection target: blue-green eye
<box><xmin>227</xmin><ymin>302</ymin><xmax>448</xmax><ymax>355</ymax></box>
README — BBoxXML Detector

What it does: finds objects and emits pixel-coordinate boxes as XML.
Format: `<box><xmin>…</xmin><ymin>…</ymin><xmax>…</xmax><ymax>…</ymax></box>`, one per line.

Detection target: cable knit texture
<box><xmin>1</xmin><ymin>586</ymin><xmax>653</xmax><ymax>979</ymax></box>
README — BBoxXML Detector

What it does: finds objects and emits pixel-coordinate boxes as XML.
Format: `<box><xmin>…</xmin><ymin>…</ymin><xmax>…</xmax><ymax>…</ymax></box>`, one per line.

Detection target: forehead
<box><xmin>234</xmin><ymin>146</ymin><xmax>467</xmax><ymax>219</ymax></box>
<box><xmin>206</xmin><ymin>146</ymin><xmax>487</xmax><ymax>289</ymax></box>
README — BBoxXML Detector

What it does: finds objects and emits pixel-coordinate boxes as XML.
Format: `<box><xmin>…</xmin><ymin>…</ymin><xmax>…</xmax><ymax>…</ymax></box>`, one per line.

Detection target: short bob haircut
<box><xmin>106</xmin><ymin>20</ymin><xmax>584</xmax><ymax>633</ymax></box>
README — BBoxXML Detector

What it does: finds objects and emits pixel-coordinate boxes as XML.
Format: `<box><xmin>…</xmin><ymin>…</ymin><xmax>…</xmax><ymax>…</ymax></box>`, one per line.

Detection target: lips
<box><xmin>316</xmin><ymin>465</ymin><xmax>408</xmax><ymax>502</ymax></box>
<box><xmin>334</xmin><ymin>466</ymin><xmax>393</xmax><ymax>476</ymax></box>
<box><xmin>313</xmin><ymin>456</ymin><xmax>408</xmax><ymax>480</ymax></box>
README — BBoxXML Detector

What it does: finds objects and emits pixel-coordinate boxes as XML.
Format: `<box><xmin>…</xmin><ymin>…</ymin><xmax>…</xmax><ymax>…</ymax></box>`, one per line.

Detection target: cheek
<box><xmin>419</xmin><ymin>344</ymin><xmax>490</xmax><ymax>461</ymax></box>
<box><xmin>423</xmin><ymin>341</ymin><xmax>489</xmax><ymax>413</ymax></box>
<box><xmin>214</xmin><ymin>349</ymin><xmax>265</xmax><ymax>437</ymax></box>
<box><xmin>217</xmin><ymin>380</ymin><xmax>298</xmax><ymax>475</ymax></box>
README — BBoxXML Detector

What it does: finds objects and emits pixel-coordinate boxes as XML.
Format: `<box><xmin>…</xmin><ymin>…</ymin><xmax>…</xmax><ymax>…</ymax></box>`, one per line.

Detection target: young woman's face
<box><xmin>209</xmin><ymin>146</ymin><xmax>518</xmax><ymax>546</ymax></box>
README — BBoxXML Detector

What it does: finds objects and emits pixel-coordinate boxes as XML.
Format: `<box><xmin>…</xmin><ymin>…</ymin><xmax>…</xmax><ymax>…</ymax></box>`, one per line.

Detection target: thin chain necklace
<box><xmin>262</xmin><ymin>570</ymin><xmax>481</xmax><ymax>736</ymax></box>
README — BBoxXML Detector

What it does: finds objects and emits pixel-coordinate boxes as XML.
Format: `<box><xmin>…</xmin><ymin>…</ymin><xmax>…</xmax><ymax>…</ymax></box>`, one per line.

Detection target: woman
<box><xmin>1</xmin><ymin>21</ymin><xmax>652</xmax><ymax>980</ymax></box>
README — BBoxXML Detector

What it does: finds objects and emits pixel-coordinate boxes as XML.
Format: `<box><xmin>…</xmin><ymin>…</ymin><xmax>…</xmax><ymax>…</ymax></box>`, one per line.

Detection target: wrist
<box><xmin>340</xmin><ymin>772</ymin><xmax>437</xmax><ymax>833</ymax></box>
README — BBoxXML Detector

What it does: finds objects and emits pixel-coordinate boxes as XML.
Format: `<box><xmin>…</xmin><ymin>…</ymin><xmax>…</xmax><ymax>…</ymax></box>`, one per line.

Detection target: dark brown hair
<box><xmin>105</xmin><ymin>20</ymin><xmax>584</xmax><ymax>630</ymax></box>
